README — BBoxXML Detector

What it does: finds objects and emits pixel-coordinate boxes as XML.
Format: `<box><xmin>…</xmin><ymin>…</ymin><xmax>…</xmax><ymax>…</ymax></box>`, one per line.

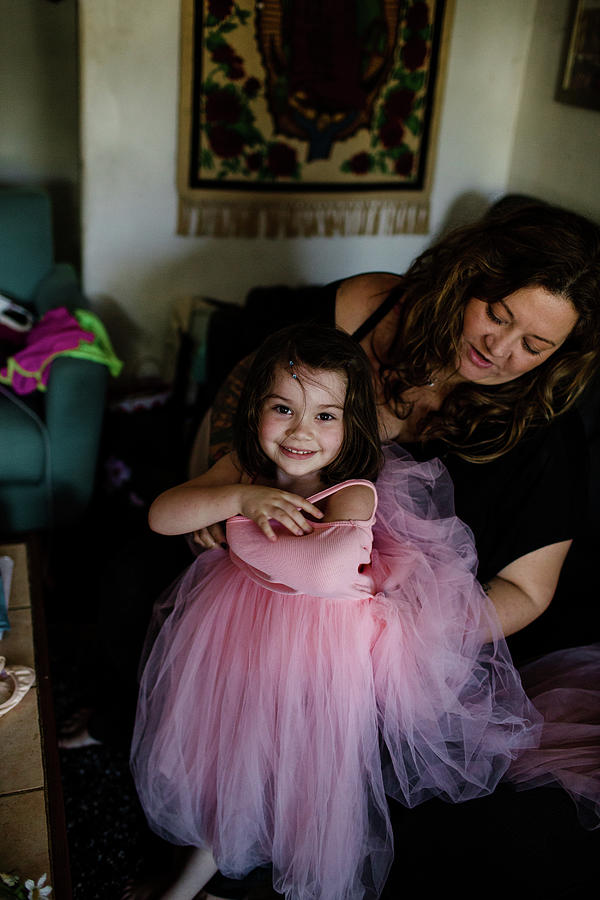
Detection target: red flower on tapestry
<box><xmin>205</xmin><ymin>89</ymin><xmax>243</xmax><ymax>124</ymax></box>
<box><xmin>348</xmin><ymin>152</ymin><xmax>371</xmax><ymax>175</ymax></box>
<box><xmin>394</xmin><ymin>153</ymin><xmax>415</xmax><ymax>176</ymax></box>
<box><xmin>243</xmin><ymin>77</ymin><xmax>261</xmax><ymax>99</ymax></box>
<box><xmin>246</xmin><ymin>152</ymin><xmax>263</xmax><ymax>171</ymax></box>
<box><xmin>406</xmin><ymin>1</ymin><xmax>430</xmax><ymax>31</ymax></box>
<box><xmin>211</xmin><ymin>43</ymin><xmax>235</xmax><ymax>64</ymax></box>
<box><xmin>266</xmin><ymin>142</ymin><xmax>297</xmax><ymax>177</ymax></box>
<box><xmin>379</xmin><ymin>121</ymin><xmax>405</xmax><ymax>149</ymax></box>
<box><xmin>384</xmin><ymin>89</ymin><xmax>415</xmax><ymax>122</ymax></box>
<box><xmin>401</xmin><ymin>37</ymin><xmax>428</xmax><ymax>71</ymax></box>
<box><xmin>210</xmin><ymin>42</ymin><xmax>246</xmax><ymax>80</ymax></box>
<box><xmin>228</xmin><ymin>62</ymin><xmax>245</xmax><ymax>81</ymax></box>
<box><xmin>208</xmin><ymin>0</ymin><xmax>234</xmax><ymax>22</ymax></box>
<box><xmin>207</xmin><ymin>124</ymin><xmax>245</xmax><ymax>158</ymax></box>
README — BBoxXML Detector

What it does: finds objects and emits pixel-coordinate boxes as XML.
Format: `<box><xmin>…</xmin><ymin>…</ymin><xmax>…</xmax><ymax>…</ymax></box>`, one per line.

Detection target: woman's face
<box><xmin>457</xmin><ymin>286</ymin><xmax>578</xmax><ymax>386</ymax></box>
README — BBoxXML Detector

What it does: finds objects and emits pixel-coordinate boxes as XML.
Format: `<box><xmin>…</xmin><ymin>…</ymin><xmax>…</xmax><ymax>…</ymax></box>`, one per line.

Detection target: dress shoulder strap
<box><xmin>351</xmin><ymin>281</ymin><xmax>404</xmax><ymax>343</ymax></box>
<box><xmin>308</xmin><ymin>479</ymin><xmax>378</xmax><ymax>520</ymax></box>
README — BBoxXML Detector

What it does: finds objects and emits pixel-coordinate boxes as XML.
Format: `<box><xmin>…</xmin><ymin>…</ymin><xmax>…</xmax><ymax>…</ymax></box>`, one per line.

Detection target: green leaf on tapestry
<box><xmin>202</xmin><ymin>78</ymin><xmax>220</xmax><ymax>94</ymax></box>
<box><xmin>388</xmin><ymin>143</ymin><xmax>410</xmax><ymax>159</ymax></box>
<box><xmin>340</xmin><ymin>160</ymin><xmax>351</xmax><ymax>173</ymax></box>
<box><xmin>235</xmin><ymin>122</ymin><xmax>263</xmax><ymax>145</ymax></box>
<box><xmin>395</xmin><ymin>70</ymin><xmax>426</xmax><ymax>91</ymax></box>
<box><xmin>220</xmin><ymin>21</ymin><xmax>238</xmax><ymax>34</ymax></box>
<box><xmin>200</xmin><ymin>149</ymin><xmax>214</xmax><ymax>169</ymax></box>
<box><xmin>405</xmin><ymin>113</ymin><xmax>421</xmax><ymax>136</ymax></box>
<box><xmin>205</xmin><ymin>32</ymin><xmax>226</xmax><ymax>52</ymax></box>
<box><xmin>374</xmin><ymin>156</ymin><xmax>388</xmax><ymax>174</ymax></box>
<box><xmin>205</xmin><ymin>14</ymin><xmax>219</xmax><ymax>28</ymax></box>
<box><xmin>235</xmin><ymin>6</ymin><xmax>251</xmax><ymax>25</ymax></box>
<box><xmin>239</xmin><ymin>105</ymin><xmax>257</xmax><ymax>127</ymax></box>
<box><xmin>220</xmin><ymin>158</ymin><xmax>242</xmax><ymax>176</ymax></box>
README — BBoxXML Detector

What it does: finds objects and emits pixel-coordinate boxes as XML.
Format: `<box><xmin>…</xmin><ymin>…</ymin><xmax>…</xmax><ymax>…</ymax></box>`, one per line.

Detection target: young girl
<box><xmin>130</xmin><ymin>324</ymin><xmax>547</xmax><ymax>900</ymax></box>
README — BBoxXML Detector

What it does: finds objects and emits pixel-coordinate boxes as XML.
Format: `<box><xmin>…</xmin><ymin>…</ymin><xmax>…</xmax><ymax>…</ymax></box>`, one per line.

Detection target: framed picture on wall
<box><xmin>176</xmin><ymin>0</ymin><xmax>455</xmax><ymax>238</ymax></box>
<box><xmin>555</xmin><ymin>0</ymin><xmax>600</xmax><ymax>110</ymax></box>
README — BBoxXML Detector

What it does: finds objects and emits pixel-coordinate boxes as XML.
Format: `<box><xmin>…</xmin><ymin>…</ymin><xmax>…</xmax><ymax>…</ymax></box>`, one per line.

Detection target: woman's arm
<box><xmin>149</xmin><ymin>452</ymin><xmax>323</xmax><ymax>540</ymax></box>
<box><xmin>485</xmin><ymin>540</ymin><xmax>571</xmax><ymax>637</ymax></box>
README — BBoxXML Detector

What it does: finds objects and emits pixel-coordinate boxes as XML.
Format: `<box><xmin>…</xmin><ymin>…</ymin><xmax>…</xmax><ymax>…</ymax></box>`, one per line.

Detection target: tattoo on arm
<box><xmin>482</xmin><ymin>582</ymin><xmax>491</xmax><ymax>594</ymax></box>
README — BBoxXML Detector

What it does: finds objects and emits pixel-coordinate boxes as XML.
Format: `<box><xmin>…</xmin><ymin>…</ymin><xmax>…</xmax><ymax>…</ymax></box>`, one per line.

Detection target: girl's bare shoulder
<box><xmin>335</xmin><ymin>272</ymin><xmax>403</xmax><ymax>334</ymax></box>
<box><xmin>319</xmin><ymin>482</ymin><xmax>376</xmax><ymax>523</ymax></box>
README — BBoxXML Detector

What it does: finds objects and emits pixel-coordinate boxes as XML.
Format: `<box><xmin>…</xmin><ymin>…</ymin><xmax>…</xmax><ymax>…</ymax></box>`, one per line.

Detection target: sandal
<box><xmin>0</xmin><ymin>656</ymin><xmax>35</xmax><ymax>717</ymax></box>
<box><xmin>57</xmin><ymin>706</ymin><xmax>102</xmax><ymax>749</ymax></box>
<box><xmin>58</xmin><ymin>706</ymin><xmax>94</xmax><ymax>736</ymax></box>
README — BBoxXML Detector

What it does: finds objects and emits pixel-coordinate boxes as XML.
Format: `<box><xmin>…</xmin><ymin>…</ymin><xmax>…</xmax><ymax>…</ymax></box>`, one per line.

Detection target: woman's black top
<box><xmin>315</xmin><ymin>279</ymin><xmax>588</xmax><ymax>583</ymax></box>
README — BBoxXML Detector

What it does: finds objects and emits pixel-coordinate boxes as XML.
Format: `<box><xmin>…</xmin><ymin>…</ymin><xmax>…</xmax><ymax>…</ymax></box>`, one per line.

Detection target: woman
<box><xmin>185</xmin><ymin>199</ymin><xmax>600</xmax><ymax>900</ymax></box>
<box><xmin>195</xmin><ymin>199</ymin><xmax>600</xmax><ymax>643</ymax></box>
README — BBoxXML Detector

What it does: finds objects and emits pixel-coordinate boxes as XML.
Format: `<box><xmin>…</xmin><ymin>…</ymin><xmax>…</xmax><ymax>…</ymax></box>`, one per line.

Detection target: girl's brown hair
<box><xmin>234</xmin><ymin>323</ymin><xmax>382</xmax><ymax>484</ymax></box>
<box><xmin>377</xmin><ymin>198</ymin><xmax>600</xmax><ymax>460</ymax></box>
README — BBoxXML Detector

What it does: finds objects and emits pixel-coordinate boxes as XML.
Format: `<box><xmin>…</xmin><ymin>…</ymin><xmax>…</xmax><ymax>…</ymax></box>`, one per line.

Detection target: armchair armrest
<box><xmin>33</xmin><ymin>263</ymin><xmax>86</xmax><ymax>316</ymax></box>
<box><xmin>44</xmin><ymin>355</ymin><xmax>108</xmax><ymax>524</ymax></box>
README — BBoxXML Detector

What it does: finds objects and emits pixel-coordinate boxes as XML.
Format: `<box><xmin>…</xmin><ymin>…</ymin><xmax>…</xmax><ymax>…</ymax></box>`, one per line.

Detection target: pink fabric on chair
<box><xmin>0</xmin><ymin>307</ymin><xmax>94</xmax><ymax>394</ymax></box>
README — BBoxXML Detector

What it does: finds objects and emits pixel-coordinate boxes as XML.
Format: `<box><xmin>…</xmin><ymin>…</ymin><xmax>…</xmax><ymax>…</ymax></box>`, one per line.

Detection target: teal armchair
<box><xmin>0</xmin><ymin>187</ymin><xmax>108</xmax><ymax>535</ymax></box>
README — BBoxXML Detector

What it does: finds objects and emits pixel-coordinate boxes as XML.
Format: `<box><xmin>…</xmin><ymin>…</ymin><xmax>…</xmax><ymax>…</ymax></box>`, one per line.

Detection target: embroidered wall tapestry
<box><xmin>177</xmin><ymin>0</ymin><xmax>453</xmax><ymax>237</ymax></box>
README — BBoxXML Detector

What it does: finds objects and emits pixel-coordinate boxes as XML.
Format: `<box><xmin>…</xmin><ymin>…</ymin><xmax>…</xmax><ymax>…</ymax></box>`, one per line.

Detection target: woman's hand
<box><xmin>239</xmin><ymin>485</ymin><xmax>324</xmax><ymax>542</ymax></box>
<box><xmin>193</xmin><ymin>522</ymin><xmax>227</xmax><ymax>550</ymax></box>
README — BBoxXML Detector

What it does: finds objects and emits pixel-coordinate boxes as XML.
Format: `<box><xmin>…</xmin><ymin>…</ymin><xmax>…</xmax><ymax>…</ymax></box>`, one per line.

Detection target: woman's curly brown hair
<box><xmin>375</xmin><ymin>198</ymin><xmax>600</xmax><ymax>461</ymax></box>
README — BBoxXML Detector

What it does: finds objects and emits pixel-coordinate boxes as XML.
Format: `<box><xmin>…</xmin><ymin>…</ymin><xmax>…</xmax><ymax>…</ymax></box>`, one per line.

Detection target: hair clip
<box><xmin>289</xmin><ymin>360</ymin><xmax>298</xmax><ymax>379</ymax></box>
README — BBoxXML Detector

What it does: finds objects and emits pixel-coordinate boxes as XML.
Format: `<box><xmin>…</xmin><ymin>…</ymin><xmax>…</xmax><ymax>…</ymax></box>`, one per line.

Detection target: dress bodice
<box><xmin>226</xmin><ymin>480</ymin><xmax>377</xmax><ymax>600</ymax></box>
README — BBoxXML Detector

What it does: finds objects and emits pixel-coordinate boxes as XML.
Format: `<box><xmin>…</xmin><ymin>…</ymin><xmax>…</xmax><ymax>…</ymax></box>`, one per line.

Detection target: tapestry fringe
<box><xmin>177</xmin><ymin>197</ymin><xmax>430</xmax><ymax>239</ymax></box>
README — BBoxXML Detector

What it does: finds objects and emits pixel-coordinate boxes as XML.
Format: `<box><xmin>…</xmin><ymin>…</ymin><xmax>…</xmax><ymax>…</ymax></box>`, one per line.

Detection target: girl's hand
<box><xmin>240</xmin><ymin>486</ymin><xmax>323</xmax><ymax>542</ymax></box>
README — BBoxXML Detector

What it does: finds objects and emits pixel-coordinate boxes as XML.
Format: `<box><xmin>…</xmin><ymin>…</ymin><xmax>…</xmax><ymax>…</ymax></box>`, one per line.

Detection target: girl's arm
<box><xmin>148</xmin><ymin>452</ymin><xmax>323</xmax><ymax>540</ymax></box>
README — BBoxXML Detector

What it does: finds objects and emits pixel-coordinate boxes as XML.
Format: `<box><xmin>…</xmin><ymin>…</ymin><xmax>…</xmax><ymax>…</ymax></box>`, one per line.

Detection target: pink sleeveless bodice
<box><xmin>226</xmin><ymin>479</ymin><xmax>377</xmax><ymax>601</ymax></box>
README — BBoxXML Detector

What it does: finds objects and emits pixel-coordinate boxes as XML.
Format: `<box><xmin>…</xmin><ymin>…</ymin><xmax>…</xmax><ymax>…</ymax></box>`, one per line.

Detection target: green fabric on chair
<box><xmin>0</xmin><ymin>187</ymin><xmax>109</xmax><ymax>535</ymax></box>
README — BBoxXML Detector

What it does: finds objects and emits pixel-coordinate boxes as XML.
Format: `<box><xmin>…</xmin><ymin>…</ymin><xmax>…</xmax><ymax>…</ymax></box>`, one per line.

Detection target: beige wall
<box><xmin>0</xmin><ymin>0</ymin><xmax>80</xmax><ymax>265</ymax></box>
<box><xmin>78</xmin><ymin>0</ymin><xmax>537</xmax><ymax>377</ymax></box>
<box><xmin>508</xmin><ymin>0</ymin><xmax>600</xmax><ymax>222</ymax></box>
<box><xmin>6</xmin><ymin>1</ymin><xmax>598</xmax><ymax>380</ymax></box>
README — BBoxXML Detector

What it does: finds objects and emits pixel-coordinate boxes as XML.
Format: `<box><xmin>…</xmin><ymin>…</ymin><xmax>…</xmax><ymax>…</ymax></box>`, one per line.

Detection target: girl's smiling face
<box><xmin>258</xmin><ymin>365</ymin><xmax>347</xmax><ymax>489</ymax></box>
<box><xmin>457</xmin><ymin>286</ymin><xmax>578</xmax><ymax>386</ymax></box>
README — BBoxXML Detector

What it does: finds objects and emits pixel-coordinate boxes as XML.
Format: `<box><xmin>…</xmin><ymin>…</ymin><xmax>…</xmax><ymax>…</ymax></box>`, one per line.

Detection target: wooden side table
<box><xmin>0</xmin><ymin>540</ymin><xmax>71</xmax><ymax>898</ymax></box>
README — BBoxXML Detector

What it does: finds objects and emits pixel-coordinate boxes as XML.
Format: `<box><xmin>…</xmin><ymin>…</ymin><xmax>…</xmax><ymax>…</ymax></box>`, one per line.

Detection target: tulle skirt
<box><xmin>131</xmin><ymin>447</ymin><xmax>597</xmax><ymax>900</ymax></box>
<box><xmin>507</xmin><ymin>643</ymin><xmax>600</xmax><ymax>829</ymax></box>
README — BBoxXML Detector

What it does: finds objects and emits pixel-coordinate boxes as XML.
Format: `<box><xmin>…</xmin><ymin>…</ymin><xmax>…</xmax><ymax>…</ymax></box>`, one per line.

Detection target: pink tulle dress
<box><xmin>131</xmin><ymin>446</ymin><xmax>599</xmax><ymax>900</ymax></box>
